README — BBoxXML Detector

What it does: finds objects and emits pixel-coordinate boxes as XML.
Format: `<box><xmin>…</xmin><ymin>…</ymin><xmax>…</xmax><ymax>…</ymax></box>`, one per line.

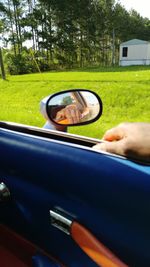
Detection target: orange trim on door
<box><xmin>71</xmin><ymin>221</ymin><xmax>128</xmax><ymax>267</ymax></box>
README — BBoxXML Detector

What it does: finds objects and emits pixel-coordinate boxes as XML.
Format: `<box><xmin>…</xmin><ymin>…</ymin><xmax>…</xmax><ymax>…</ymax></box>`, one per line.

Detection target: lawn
<box><xmin>0</xmin><ymin>65</ymin><xmax>150</xmax><ymax>138</ymax></box>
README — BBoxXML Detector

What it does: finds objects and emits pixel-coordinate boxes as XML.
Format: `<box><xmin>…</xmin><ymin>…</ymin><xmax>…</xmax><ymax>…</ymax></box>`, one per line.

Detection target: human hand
<box><xmin>55</xmin><ymin>104</ymin><xmax>82</xmax><ymax>124</ymax></box>
<box><xmin>93</xmin><ymin>122</ymin><xmax>150</xmax><ymax>163</ymax></box>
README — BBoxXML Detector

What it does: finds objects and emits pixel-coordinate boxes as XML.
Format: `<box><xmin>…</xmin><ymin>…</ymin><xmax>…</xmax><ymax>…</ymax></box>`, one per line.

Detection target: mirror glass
<box><xmin>46</xmin><ymin>90</ymin><xmax>102</xmax><ymax>126</ymax></box>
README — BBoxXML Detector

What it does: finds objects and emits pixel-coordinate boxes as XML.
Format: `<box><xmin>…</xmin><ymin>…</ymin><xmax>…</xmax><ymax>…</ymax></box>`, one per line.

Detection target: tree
<box><xmin>1</xmin><ymin>0</ymin><xmax>150</xmax><ymax>73</ymax></box>
<box><xmin>0</xmin><ymin>47</ymin><xmax>6</xmax><ymax>79</ymax></box>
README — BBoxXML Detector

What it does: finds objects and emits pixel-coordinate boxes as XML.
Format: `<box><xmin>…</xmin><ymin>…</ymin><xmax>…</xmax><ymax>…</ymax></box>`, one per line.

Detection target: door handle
<box><xmin>0</xmin><ymin>182</ymin><xmax>10</xmax><ymax>202</ymax></box>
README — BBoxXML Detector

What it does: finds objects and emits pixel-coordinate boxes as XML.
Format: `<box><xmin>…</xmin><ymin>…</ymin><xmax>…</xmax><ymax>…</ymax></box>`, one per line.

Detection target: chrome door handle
<box><xmin>50</xmin><ymin>210</ymin><xmax>72</xmax><ymax>235</ymax></box>
<box><xmin>0</xmin><ymin>182</ymin><xmax>10</xmax><ymax>202</ymax></box>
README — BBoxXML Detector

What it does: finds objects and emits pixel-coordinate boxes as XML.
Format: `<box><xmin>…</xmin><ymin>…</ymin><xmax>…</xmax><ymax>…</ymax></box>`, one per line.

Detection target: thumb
<box><xmin>103</xmin><ymin>126</ymin><xmax>125</xmax><ymax>141</ymax></box>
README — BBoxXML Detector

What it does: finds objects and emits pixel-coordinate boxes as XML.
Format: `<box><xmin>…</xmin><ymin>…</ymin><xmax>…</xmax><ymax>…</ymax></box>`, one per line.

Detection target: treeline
<box><xmin>0</xmin><ymin>0</ymin><xmax>150</xmax><ymax>74</ymax></box>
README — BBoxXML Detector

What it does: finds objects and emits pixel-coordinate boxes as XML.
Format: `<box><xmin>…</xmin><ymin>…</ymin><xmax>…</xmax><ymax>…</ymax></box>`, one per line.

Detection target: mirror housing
<box><xmin>46</xmin><ymin>89</ymin><xmax>102</xmax><ymax>126</ymax></box>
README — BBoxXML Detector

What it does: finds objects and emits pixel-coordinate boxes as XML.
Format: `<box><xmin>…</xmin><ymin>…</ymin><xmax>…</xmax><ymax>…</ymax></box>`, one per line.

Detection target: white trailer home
<box><xmin>119</xmin><ymin>39</ymin><xmax>150</xmax><ymax>66</ymax></box>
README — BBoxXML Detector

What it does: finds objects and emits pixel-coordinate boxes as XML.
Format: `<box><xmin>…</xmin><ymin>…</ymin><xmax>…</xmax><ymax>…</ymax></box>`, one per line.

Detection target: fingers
<box><xmin>65</xmin><ymin>108</ymin><xmax>75</xmax><ymax>124</ymax></box>
<box><xmin>65</xmin><ymin>106</ymin><xmax>81</xmax><ymax>124</ymax></box>
<box><xmin>93</xmin><ymin>141</ymin><xmax>126</xmax><ymax>156</ymax></box>
<box><xmin>93</xmin><ymin>122</ymin><xmax>150</xmax><ymax>162</ymax></box>
<box><xmin>55</xmin><ymin>110</ymin><xmax>65</xmax><ymax>121</ymax></box>
<box><xmin>55</xmin><ymin>105</ymin><xmax>82</xmax><ymax>124</ymax></box>
<box><xmin>75</xmin><ymin>108</ymin><xmax>81</xmax><ymax>122</ymax></box>
<box><xmin>93</xmin><ymin>123</ymin><xmax>128</xmax><ymax>156</ymax></box>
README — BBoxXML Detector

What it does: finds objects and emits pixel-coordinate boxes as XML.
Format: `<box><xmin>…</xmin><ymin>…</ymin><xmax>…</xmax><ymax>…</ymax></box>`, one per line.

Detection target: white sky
<box><xmin>118</xmin><ymin>0</ymin><xmax>150</xmax><ymax>19</ymax></box>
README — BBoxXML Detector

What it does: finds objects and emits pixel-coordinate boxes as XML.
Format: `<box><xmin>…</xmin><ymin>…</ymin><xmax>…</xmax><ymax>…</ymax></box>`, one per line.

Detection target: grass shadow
<box><xmin>70</xmin><ymin>65</ymin><xmax>150</xmax><ymax>73</ymax></box>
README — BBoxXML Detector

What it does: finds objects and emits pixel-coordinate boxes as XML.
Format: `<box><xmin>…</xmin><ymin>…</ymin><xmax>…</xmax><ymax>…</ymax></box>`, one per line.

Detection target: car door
<box><xmin>1</xmin><ymin>121</ymin><xmax>150</xmax><ymax>267</ymax></box>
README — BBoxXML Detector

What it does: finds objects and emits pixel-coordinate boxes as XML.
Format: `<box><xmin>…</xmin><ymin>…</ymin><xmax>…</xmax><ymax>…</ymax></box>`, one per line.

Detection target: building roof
<box><xmin>120</xmin><ymin>39</ymin><xmax>150</xmax><ymax>46</ymax></box>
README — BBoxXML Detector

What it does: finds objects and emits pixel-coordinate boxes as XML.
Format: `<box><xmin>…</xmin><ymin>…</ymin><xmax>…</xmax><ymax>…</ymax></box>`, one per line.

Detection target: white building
<box><xmin>119</xmin><ymin>39</ymin><xmax>150</xmax><ymax>66</ymax></box>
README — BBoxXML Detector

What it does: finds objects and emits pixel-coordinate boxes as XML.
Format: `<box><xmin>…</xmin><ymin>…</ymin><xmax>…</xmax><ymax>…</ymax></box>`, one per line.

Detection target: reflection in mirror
<box><xmin>46</xmin><ymin>90</ymin><xmax>102</xmax><ymax>126</ymax></box>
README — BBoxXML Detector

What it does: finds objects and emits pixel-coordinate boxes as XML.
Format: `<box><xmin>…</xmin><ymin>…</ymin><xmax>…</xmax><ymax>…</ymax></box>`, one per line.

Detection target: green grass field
<box><xmin>0</xmin><ymin>66</ymin><xmax>150</xmax><ymax>138</ymax></box>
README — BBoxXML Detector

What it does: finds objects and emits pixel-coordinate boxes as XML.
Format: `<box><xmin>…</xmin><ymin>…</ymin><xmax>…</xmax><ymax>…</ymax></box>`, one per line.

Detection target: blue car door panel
<box><xmin>1</xmin><ymin>124</ymin><xmax>150</xmax><ymax>267</ymax></box>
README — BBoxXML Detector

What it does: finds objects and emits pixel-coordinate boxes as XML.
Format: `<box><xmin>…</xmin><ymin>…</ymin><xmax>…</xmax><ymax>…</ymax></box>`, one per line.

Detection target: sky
<box><xmin>118</xmin><ymin>0</ymin><xmax>150</xmax><ymax>19</ymax></box>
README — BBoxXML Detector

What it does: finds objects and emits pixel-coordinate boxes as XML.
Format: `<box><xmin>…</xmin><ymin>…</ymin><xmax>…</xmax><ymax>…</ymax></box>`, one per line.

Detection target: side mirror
<box><xmin>46</xmin><ymin>89</ymin><xmax>102</xmax><ymax>126</ymax></box>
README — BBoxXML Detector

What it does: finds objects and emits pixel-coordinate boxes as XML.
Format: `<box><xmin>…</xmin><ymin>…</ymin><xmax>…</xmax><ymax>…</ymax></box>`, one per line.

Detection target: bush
<box><xmin>4</xmin><ymin>49</ymin><xmax>60</xmax><ymax>74</ymax></box>
<box><xmin>4</xmin><ymin>50</ymin><xmax>37</xmax><ymax>75</ymax></box>
<box><xmin>4</xmin><ymin>48</ymin><xmax>77</xmax><ymax>75</ymax></box>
